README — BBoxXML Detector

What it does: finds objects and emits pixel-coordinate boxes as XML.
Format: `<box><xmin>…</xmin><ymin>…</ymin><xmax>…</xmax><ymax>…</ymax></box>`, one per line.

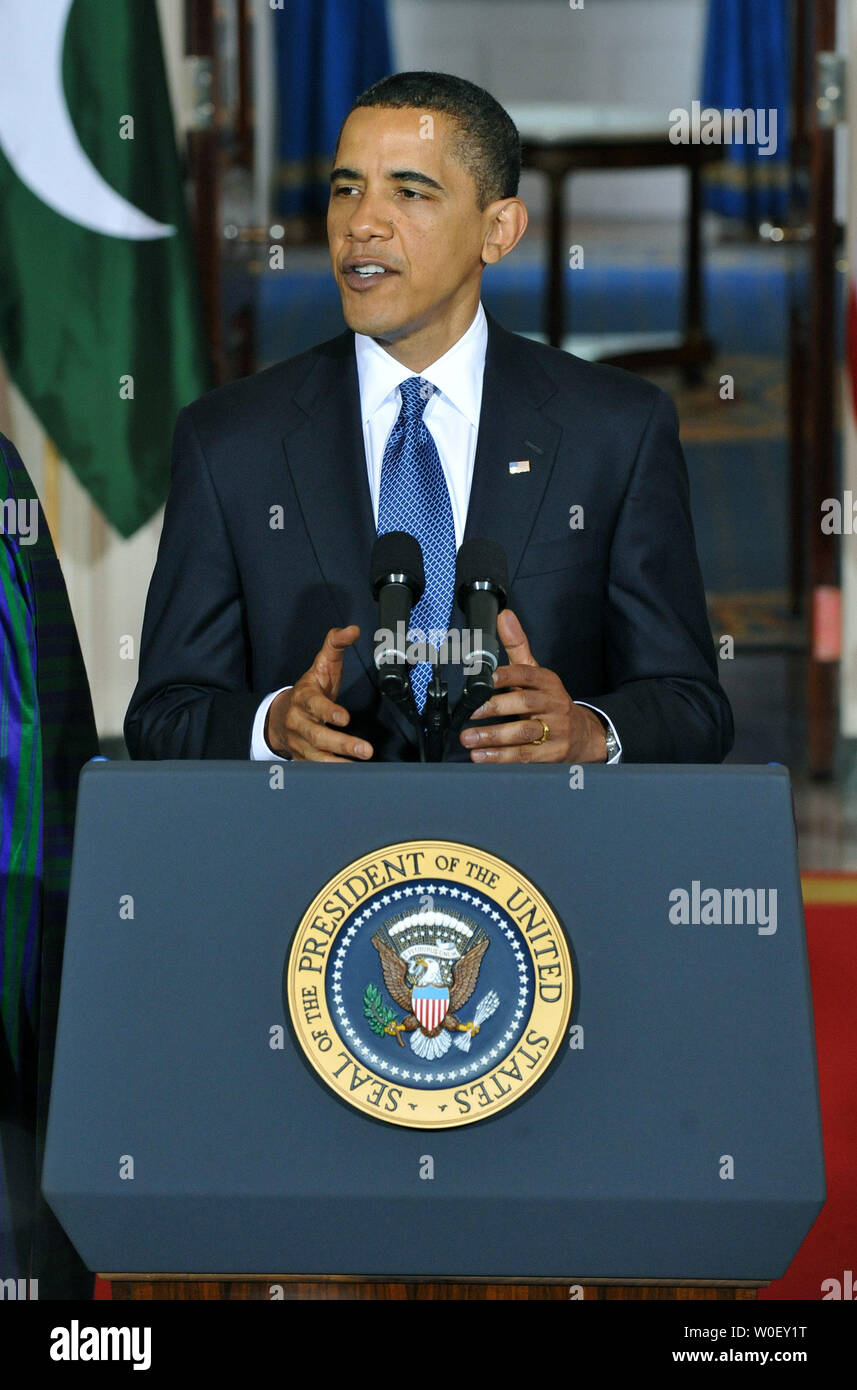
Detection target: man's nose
<box><xmin>345</xmin><ymin>189</ymin><xmax>392</xmax><ymax>241</ymax></box>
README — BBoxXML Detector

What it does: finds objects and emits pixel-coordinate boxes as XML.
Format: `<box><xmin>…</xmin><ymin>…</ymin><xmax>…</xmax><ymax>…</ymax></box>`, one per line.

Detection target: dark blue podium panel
<box><xmin>43</xmin><ymin>763</ymin><xmax>824</xmax><ymax>1279</ymax></box>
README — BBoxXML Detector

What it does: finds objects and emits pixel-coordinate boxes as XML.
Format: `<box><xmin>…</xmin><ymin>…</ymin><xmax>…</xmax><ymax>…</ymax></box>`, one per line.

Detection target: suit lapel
<box><xmin>282</xmin><ymin>332</ymin><xmax>378</xmax><ymax>676</ymax></box>
<box><xmin>463</xmin><ymin>313</ymin><xmax>563</xmax><ymax>591</ymax></box>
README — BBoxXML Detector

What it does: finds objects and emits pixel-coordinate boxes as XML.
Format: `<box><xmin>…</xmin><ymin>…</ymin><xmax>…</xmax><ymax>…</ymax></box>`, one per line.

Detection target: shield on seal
<box><xmin>412</xmin><ymin>986</ymin><xmax>449</xmax><ymax>1033</ymax></box>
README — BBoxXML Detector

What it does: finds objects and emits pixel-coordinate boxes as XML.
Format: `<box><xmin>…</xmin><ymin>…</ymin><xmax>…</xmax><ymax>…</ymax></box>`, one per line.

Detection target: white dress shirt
<box><xmin>250</xmin><ymin>302</ymin><xmax>621</xmax><ymax>762</ymax></box>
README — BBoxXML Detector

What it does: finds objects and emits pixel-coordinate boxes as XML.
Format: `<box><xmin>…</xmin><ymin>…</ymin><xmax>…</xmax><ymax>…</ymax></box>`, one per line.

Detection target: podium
<box><xmin>43</xmin><ymin>762</ymin><xmax>824</xmax><ymax>1299</ymax></box>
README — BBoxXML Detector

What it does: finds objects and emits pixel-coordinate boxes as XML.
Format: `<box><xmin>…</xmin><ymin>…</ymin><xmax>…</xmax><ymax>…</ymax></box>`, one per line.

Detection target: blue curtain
<box><xmin>701</xmin><ymin>0</ymin><xmax>791</xmax><ymax>223</ymax></box>
<box><xmin>275</xmin><ymin>0</ymin><xmax>394</xmax><ymax>220</ymax></box>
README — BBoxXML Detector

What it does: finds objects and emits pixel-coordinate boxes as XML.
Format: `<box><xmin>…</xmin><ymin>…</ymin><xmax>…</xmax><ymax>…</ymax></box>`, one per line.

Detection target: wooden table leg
<box><xmin>546</xmin><ymin>170</ymin><xmax>566</xmax><ymax>348</ymax></box>
<box><xmin>683</xmin><ymin>161</ymin><xmax>706</xmax><ymax>384</ymax></box>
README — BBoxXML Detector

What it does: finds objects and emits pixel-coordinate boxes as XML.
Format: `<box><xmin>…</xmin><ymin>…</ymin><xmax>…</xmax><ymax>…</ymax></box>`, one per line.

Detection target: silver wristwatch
<box><xmin>603</xmin><ymin>724</ymin><xmax>619</xmax><ymax>761</ymax></box>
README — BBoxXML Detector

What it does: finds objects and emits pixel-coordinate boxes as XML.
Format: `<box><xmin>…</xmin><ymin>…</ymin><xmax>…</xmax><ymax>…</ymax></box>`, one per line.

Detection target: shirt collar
<box><xmin>354</xmin><ymin>302</ymin><xmax>487</xmax><ymax>429</ymax></box>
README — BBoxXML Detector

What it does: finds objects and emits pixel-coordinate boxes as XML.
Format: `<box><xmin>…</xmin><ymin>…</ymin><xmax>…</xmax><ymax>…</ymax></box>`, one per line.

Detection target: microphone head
<box><xmin>371</xmin><ymin>531</ymin><xmax>425</xmax><ymax>601</ymax></box>
<box><xmin>455</xmin><ymin>538</ymin><xmax>508</xmax><ymax>609</ymax></box>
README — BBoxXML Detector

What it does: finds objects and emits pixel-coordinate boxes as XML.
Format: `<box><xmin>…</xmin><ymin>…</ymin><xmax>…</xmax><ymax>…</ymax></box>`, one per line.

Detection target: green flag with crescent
<box><xmin>0</xmin><ymin>0</ymin><xmax>208</xmax><ymax>537</ymax></box>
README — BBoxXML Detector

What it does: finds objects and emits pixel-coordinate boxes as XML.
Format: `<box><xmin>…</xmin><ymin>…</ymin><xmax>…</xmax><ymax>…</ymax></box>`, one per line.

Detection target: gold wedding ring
<box><xmin>532</xmin><ymin>718</ymin><xmax>549</xmax><ymax>745</ymax></box>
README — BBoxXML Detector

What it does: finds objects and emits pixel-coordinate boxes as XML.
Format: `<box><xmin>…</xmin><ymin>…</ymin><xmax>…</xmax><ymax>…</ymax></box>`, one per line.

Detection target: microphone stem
<box><xmin>424</xmin><ymin>663</ymin><xmax>449</xmax><ymax>762</ymax></box>
<box><xmin>449</xmin><ymin>664</ymin><xmax>495</xmax><ymax>735</ymax></box>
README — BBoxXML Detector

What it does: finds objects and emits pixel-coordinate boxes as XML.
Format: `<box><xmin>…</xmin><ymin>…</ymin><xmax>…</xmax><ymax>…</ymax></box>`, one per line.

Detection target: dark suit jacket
<box><xmin>124</xmin><ymin>313</ymin><xmax>733</xmax><ymax>762</ymax></box>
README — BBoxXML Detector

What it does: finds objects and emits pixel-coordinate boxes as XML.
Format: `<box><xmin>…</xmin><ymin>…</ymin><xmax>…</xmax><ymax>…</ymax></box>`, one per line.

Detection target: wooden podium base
<box><xmin>106</xmin><ymin>1277</ymin><xmax>760</xmax><ymax>1301</ymax></box>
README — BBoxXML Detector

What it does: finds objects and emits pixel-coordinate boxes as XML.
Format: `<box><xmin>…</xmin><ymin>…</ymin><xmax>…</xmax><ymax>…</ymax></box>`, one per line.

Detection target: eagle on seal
<box><xmin>371</xmin><ymin>923</ymin><xmax>490</xmax><ymax>1060</ymax></box>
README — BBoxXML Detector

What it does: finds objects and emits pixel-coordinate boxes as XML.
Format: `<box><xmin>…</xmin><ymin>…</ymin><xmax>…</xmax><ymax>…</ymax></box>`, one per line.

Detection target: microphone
<box><xmin>451</xmin><ymin>538</ymin><xmax>508</xmax><ymax>730</ymax></box>
<box><xmin>370</xmin><ymin>531</ymin><xmax>425</xmax><ymax>699</ymax></box>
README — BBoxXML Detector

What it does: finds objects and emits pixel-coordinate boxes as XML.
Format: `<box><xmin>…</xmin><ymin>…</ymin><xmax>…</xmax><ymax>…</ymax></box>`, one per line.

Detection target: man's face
<box><xmin>328</xmin><ymin>106</ymin><xmax>497</xmax><ymax>360</ymax></box>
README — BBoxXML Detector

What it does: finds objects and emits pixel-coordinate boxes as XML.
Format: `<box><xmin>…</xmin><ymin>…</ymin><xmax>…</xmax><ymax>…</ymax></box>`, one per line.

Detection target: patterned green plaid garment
<box><xmin>0</xmin><ymin>432</ymin><xmax>99</xmax><ymax>1297</ymax></box>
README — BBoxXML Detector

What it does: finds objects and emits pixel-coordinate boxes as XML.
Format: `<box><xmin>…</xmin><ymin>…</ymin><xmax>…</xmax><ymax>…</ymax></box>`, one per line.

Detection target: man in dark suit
<box><xmin>125</xmin><ymin>72</ymin><xmax>732</xmax><ymax>766</ymax></box>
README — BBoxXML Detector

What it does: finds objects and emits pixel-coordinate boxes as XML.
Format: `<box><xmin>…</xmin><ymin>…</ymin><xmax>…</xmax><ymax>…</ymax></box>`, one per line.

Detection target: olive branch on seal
<box><xmin>363</xmin><ymin>983</ymin><xmax>397</xmax><ymax>1036</ymax></box>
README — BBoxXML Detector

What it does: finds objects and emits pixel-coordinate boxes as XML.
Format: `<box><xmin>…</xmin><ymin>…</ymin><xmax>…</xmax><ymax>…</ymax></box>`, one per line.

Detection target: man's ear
<box><xmin>481</xmin><ymin>197</ymin><xmax>528</xmax><ymax>266</ymax></box>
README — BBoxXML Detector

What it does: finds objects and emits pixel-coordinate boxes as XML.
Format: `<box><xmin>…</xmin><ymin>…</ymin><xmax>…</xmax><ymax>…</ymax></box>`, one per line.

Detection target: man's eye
<box><xmin>399</xmin><ymin>189</ymin><xmax>424</xmax><ymax>199</ymax></box>
<box><xmin>333</xmin><ymin>185</ymin><xmax>359</xmax><ymax>197</ymax></box>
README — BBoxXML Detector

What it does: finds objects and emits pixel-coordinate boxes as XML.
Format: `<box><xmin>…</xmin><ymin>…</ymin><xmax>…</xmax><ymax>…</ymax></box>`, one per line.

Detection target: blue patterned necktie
<box><xmin>377</xmin><ymin>376</ymin><xmax>456</xmax><ymax>711</ymax></box>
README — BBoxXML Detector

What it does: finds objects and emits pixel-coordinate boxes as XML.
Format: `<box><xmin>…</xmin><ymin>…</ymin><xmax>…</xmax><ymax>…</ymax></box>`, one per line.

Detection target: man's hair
<box><xmin>341</xmin><ymin>71</ymin><xmax>521</xmax><ymax>210</ymax></box>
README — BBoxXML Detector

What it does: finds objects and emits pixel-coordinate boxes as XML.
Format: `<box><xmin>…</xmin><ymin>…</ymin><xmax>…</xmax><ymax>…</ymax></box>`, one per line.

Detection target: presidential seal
<box><xmin>285</xmin><ymin>840</ymin><xmax>572</xmax><ymax>1128</ymax></box>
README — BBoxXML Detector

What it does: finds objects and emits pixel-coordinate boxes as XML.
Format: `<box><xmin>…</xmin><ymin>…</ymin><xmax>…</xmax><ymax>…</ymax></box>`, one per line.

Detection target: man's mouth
<box><xmin>342</xmin><ymin>261</ymin><xmax>398</xmax><ymax>290</ymax></box>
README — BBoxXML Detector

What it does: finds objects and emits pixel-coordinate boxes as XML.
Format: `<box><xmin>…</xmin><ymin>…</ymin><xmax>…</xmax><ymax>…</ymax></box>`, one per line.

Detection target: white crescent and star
<box><xmin>0</xmin><ymin>0</ymin><xmax>174</xmax><ymax>240</ymax></box>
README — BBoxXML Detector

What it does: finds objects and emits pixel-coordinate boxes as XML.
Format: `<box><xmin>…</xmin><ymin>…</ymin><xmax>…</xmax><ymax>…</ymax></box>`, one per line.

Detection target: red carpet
<box><xmin>91</xmin><ymin>875</ymin><xmax>855</xmax><ymax>1302</ymax></box>
<box><xmin>759</xmin><ymin>876</ymin><xmax>857</xmax><ymax>1299</ymax></box>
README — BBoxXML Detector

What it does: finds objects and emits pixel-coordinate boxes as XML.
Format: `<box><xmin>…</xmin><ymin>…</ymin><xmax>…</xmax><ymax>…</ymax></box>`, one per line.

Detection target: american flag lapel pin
<box><xmin>508</xmin><ymin>459</ymin><xmax>530</xmax><ymax>475</ymax></box>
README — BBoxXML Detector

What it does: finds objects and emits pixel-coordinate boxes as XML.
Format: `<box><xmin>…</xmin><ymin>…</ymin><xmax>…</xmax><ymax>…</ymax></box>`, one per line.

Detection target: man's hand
<box><xmin>459</xmin><ymin>609</ymin><xmax>607</xmax><ymax>763</ymax></box>
<box><xmin>264</xmin><ymin>625</ymin><xmax>374</xmax><ymax>761</ymax></box>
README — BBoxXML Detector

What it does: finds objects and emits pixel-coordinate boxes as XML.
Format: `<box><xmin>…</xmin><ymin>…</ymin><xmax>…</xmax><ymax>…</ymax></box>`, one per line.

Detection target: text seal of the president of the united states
<box><xmin>286</xmin><ymin>839</ymin><xmax>573</xmax><ymax>1128</ymax></box>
